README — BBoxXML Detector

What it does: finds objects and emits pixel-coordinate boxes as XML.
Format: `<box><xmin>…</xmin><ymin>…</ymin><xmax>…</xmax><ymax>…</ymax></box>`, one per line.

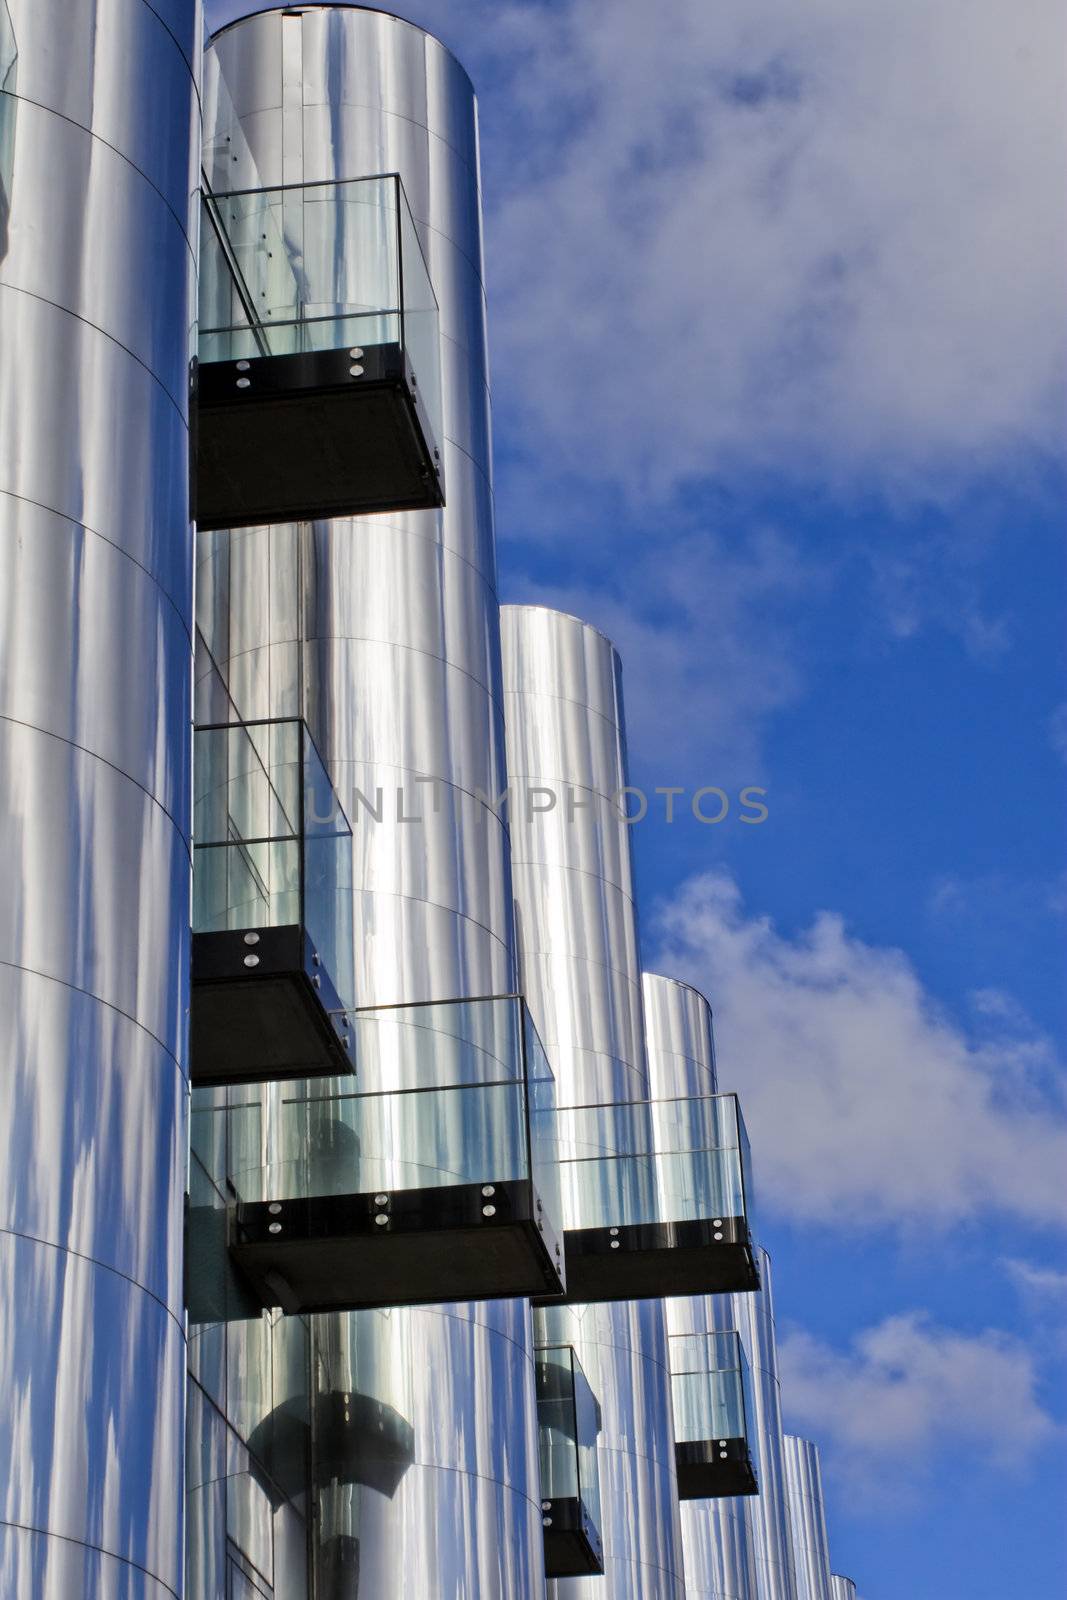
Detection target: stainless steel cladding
<box><xmin>643</xmin><ymin>974</ymin><xmax>719</xmax><ymax>1098</ymax></box>
<box><xmin>201</xmin><ymin>3</ymin><xmax>515</xmax><ymax>1003</ymax></box>
<box><xmin>646</xmin><ymin>974</ymin><xmax>755</xmax><ymax>1600</ymax></box>
<box><xmin>0</xmin><ymin>0</ymin><xmax>200</xmax><ymax>1594</ymax></box>
<box><xmin>502</xmin><ymin>605</ymin><xmax>687</xmax><ymax>1600</ymax></box>
<box><xmin>730</xmin><ymin>1253</ymin><xmax>800</xmax><ymax>1600</ymax></box>
<box><xmin>829</xmin><ymin>1577</ymin><xmax>857</xmax><ymax>1600</ymax></box>
<box><xmin>198</xmin><ymin>11</ymin><xmax>543</xmax><ymax>1598</ymax></box>
<box><xmin>783</xmin><ymin>1436</ymin><xmax>833</xmax><ymax>1600</ymax></box>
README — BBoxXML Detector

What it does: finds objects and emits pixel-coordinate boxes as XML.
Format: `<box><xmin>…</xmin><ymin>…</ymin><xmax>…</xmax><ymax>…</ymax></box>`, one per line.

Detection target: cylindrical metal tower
<box><xmin>644</xmin><ymin>974</ymin><xmax>758</xmax><ymax>1600</ymax></box>
<box><xmin>783</xmin><ymin>1436</ymin><xmax>833</xmax><ymax>1600</ymax></box>
<box><xmin>730</xmin><ymin>1252</ymin><xmax>800</xmax><ymax>1600</ymax></box>
<box><xmin>502</xmin><ymin>604</ymin><xmax>687</xmax><ymax>1600</ymax></box>
<box><xmin>197</xmin><ymin>10</ymin><xmax>543</xmax><ymax>1597</ymax></box>
<box><xmin>829</xmin><ymin>1576</ymin><xmax>856</xmax><ymax>1600</ymax></box>
<box><xmin>0</xmin><ymin>0</ymin><xmax>200</xmax><ymax>1594</ymax></box>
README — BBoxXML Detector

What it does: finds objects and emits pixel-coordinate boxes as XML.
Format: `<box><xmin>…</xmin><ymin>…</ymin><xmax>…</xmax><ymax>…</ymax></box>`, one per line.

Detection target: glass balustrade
<box><xmin>190</xmin><ymin>718</ymin><xmax>355</xmax><ymax>1085</ymax></box>
<box><xmin>195</xmin><ymin>172</ymin><xmax>445</xmax><ymax>526</ymax></box>
<box><xmin>535</xmin><ymin>1344</ymin><xmax>604</xmax><ymax>1577</ymax></box>
<box><xmin>187</xmin><ymin>996</ymin><xmax>566</xmax><ymax>1313</ymax></box>
<box><xmin>539</xmin><ymin>1092</ymin><xmax>760</xmax><ymax>1302</ymax></box>
<box><xmin>670</xmin><ymin>1330</ymin><xmax>759</xmax><ymax>1499</ymax></box>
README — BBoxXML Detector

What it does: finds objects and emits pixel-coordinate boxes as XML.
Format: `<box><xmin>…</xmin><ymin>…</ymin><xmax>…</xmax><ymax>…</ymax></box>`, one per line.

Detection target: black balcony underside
<box><xmin>534</xmin><ymin>1216</ymin><xmax>760</xmax><ymax>1306</ymax></box>
<box><xmin>675</xmin><ymin>1438</ymin><xmax>759</xmax><ymax>1500</ymax></box>
<box><xmin>190</xmin><ymin>925</ymin><xmax>354</xmax><ymax>1086</ymax></box>
<box><xmin>541</xmin><ymin>1497</ymin><xmax>604</xmax><ymax>1579</ymax></box>
<box><xmin>194</xmin><ymin>342</ymin><xmax>444</xmax><ymax>529</ymax></box>
<box><xmin>230</xmin><ymin>1177</ymin><xmax>566</xmax><ymax>1312</ymax></box>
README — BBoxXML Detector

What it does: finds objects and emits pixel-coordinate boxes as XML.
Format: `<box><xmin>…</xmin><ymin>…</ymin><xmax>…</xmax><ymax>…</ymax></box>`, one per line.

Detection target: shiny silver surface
<box><xmin>729</xmin><ymin>1254</ymin><xmax>800</xmax><ymax>1600</ymax></box>
<box><xmin>502</xmin><ymin>605</ymin><xmax>686</xmax><ymax>1600</ymax></box>
<box><xmin>0</xmin><ymin>1</ymin><xmax>199</xmax><ymax>1594</ymax></box>
<box><xmin>783</xmin><ymin>1437</ymin><xmax>832</xmax><ymax>1600</ymax></box>
<box><xmin>828</xmin><ymin>1577</ymin><xmax>856</xmax><ymax>1600</ymax></box>
<box><xmin>200</xmin><ymin>5</ymin><xmax>513</xmax><ymax>1005</ymax></box>
<box><xmin>197</xmin><ymin>11</ymin><xmax>543</xmax><ymax>1596</ymax></box>
<box><xmin>646</xmin><ymin>974</ymin><xmax>755</xmax><ymax>1600</ymax></box>
<box><xmin>646</xmin><ymin>962</ymin><xmax>793</xmax><ymax>1600</ymax></box>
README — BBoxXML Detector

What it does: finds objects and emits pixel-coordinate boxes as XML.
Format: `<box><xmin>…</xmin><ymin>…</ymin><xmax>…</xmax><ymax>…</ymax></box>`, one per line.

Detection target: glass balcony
<box><xmin>195</xmin><ymin>173</ymin><xmax>445</xmax><ymax>529</ymax></box>
<box><xmin>535</xmin><ymin>1344</ymin><xmax>604</xmax><ymax>1578</ymax></box>
<box><xmin>188</xmin><ymin>996</ymin><xmax>566</xmax><ymax>1313</ymax></box>
<box><xmin>670</xmin><ymin>1331</ymin><xmax>759</xmax><ymax>1499</ymax></box>
<box><xmin>190</xmin><ymin>718</ymin><xmax>355</xmax><ymax>1085</ymax></box>
<box><xmin>537</xmin><ymin>1093</ymin><xmax>760</xmax><ymax>1303</ymax></box>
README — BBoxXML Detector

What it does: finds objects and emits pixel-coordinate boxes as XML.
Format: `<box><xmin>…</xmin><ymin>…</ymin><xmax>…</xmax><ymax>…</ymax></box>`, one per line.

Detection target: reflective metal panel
<box><xmin>200</xmin><ymin>11</ymin><xmax>540</xmax><ymax>1597</ymax></box>
<box><xmin>783</xmin><ymin>1437</ymin><xmax>832</xmax><ymax>1600</ymax></box>
<box><xmin>730</xmin><ymin>1254</ymin><xmax>800</xmax><ymax>1600</ymax></box>
<box><xmin>829</xmin><ymin>1577</ymin><xmax>857</xmax><ymax>1600</ymax></box>
<box><xmin>647</xmin><ymin>975</ymin><xmax>755</xmax><ymax>1600</ymax></box>
<box><xmin>503</xmin><ymin>605</ymin><xmax>686</xmax><ymax>1599</ymax></box>
<box><xmin>0</xmin><ymin>2</ymin><xmax>199</xmax><ymax>1594</ymax></box>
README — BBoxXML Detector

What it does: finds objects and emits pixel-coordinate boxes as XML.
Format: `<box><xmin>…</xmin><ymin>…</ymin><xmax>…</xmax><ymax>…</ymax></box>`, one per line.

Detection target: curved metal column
<box><xmin>199</xmin><ymin>12</ymin><xmax>543</xmax><ymax>1597</ymax></box>
<box><xmin>0</xmin><ymin>1</ymin><xmax>200</xmax><ymax>1595</ymax></box>
<box><xmin>644</xmin><ymin>974</ymin><xmax>756</xmax><ymax>1600</ymax></box>
<box><xmin>783</xmin><ymin>1437</ymin><xmax>832</xmax><ymax>1600</ymax></box>
<box><xmin>829</xmin><ymin>1577</ymin><xmax>856</xmax><ymax>1600</ymax></box>
<box><xmin>201</xmin><ymin>2</ymin><xmax>514</xmax><ymax>1001</ymax></box>
<box><xmin>502</xmin><ymin>605</ymin><xmax>687</xmax><ymax>1600</ymax></box>
<box><xmin>727</xmin><ymin>1253</ymin><xmax>799</xmax><ymax>1600</ymax></box>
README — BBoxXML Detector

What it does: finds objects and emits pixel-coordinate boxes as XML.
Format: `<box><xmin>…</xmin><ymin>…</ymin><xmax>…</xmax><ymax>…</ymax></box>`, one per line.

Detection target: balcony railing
<box><xmin>190</xmin><ymin>717</ymin><xmax>355</xmax><ymax>1084</ymax></box>
<box><xmin>536</xmin><ymin>1093</ymin><xmax>760</xmax><ymax>1303</ymax></box>
<box><xmin>535</xmin><ymin>1343</ymin><xmax>604</xmax><ymax>1578</ymax></box>
<box><xmin>195</xmin><ymin>172</ymin><xmax>445</xmax><ymax>527</ymax></box>
<box><xmin>187</xmin><ymin>996</ymin><xmax>566</xmax><ymax>1313</ymax></box>
<box><xmin>670</xmin><ymin>1330</ymin><xmax>759</xmax><ymax>1499</ymax></box>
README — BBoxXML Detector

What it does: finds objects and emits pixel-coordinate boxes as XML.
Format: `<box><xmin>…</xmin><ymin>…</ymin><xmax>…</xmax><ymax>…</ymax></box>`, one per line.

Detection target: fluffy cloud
<box><xmin>651</xmin><ymin>872</ymin><xmax>1067</xmax><ymax>1228</ymax></box>
<box><xmin>780</xmin><ymin>1313</ymin><xmax>1057</xmax><ymax>1493</ymax></box>
<box><xmin>476</xmin><ymin>0</ymin><xmax>1066</xmax><ymax>499</ymax></box>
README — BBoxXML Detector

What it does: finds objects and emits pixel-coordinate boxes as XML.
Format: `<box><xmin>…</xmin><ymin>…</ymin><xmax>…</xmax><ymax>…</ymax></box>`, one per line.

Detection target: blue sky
<box><xmin>209</xmin><ymin>4</ymin><xmax>1067</xmax><ymax>1594</ymax></box>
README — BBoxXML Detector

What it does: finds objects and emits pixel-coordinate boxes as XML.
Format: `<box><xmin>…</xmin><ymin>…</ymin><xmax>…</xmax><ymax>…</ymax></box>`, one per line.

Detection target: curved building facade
<box><xmin>0</xmin><ymin>1</ymin><xmax>200</xmax><ymax>1595</ymax></box>
<box><xmin>783</xmin><ymin>1436</ymin><xmax>832</xmax><ymax>1600</ymax></box>
<box><xmin>502</xmin><ymin>605</ymin><xmax>687</xmax><ymax>1600</ymax></box>
<box><xmin>193</xmin><ymin>9</ymin><xmax>543</xmax><ymax>1598</ymax></box>
<box><xmin>644</xmin><ymin>974</ymin><xmax>757</xmax><ymax>1600</ymax></box>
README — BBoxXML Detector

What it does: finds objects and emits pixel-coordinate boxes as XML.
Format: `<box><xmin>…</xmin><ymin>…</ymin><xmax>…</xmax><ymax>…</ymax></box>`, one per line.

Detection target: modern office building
<box><xmin>0</xmin><ymin>4</ymin><xmax>861</xmax><ymax>1598</ymax></box>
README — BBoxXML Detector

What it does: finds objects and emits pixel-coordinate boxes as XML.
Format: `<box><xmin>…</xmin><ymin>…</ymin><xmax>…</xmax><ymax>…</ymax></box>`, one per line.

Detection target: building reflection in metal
<box><xmin>783</xmin><ymin>1436</ymin><xmax>833</xmax><ymax>1600</ymax></box>
<box><xmin>641</xmin><ymin>973</ymin><xmax>800</xmax><ymax>1600</ymax></box>
<box><xmin>0</xmin><ymin>0</ymin><xmax>200</xmax><ymax>1594</ymax></box>
<box><xmin>644</xmin><ymin>974</ymin><xmax>758</xmax><ymax>1600</ymax></box>
<box><xmin>195</xmin><ymin>9</ymin><xmax>544</xmax><ymax>1596</ymax></box>
<box><xmin>502</xmin><ymin>604</ymin><xmax>687</xmax><ymax>1600</ymax></box>
<box><xmin>829</xmin><ymin>1576</ymin><xmax>857</xmax><ymax>1600</ymax></box>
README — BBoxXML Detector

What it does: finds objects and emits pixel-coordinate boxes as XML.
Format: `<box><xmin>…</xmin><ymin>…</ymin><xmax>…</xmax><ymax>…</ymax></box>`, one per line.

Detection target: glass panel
<box><xmin>301</xmin><ymin>730</ymin><xmax>354</xmax><ymax>1014</ymax></box>
<box><xmin>193</xmin><ymin>998</ymin><xmax>559</xmax><ymax>1222</ymax></box>
<box><xmin>524</xmin><ymin>1007</ymin><xmax>563</xmax><ymax>1232</ymax></box>
<box><xmin>537</xmin><ymin>1347</ymin><xmax>580</xmax><ymax>1501</ymax></box>
<box><xmin>670</xmin><ymin>1331</ymin><xmax>751</xmax><ymax>1444</ymax></box>
<box><xmin>230</xmin><ymin>1080</ymin><xmax>527</xmax><ymax>1202</ymax></box>
<box><xmin>199</xmin><ymin>175</ymin><xmax>443</xmax><ymax>451</ymax></box>
<box><xmin>192</xmin><ymin>721</ymin><xmax>353</xmax><ymax>1011</ymax></box>
<box><xmin>398</xmin><ymin>186</ymin><xmax>443</xmax><ymax>446</ymax></box>
<box><xmin>554</xmin><ymin>1094</ymin><xmax>751</xmax><ymax>1232</ymax></box>
<box><xmin>536</xmin><ymin>1345</ymin><xmax>602</xmax><ymax>1534</ymax></box>
<box><xmin>571</xmin><ymin>1353</ymin><xmax>602</xmax><ymax>1533</ymax></box>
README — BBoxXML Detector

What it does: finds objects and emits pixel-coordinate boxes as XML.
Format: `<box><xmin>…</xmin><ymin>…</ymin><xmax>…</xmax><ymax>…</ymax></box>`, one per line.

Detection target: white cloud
<box><xmin>1002</xmin><ymin>1258</ymin><xmax>1067</xmax><ymax>1301</ymax></box>
<box><xmin>780</xmin><ymin>1313</ymin><xmax>1057</xmax><ymax>1496</ymax></box>
<box><xmin>651</xmin><ymin>872</ymin><xmax>1067</xmax><ymax>1228</ymax></box>
<box><xmin>476</xmin><ymin>0</ymin><xmax>1066</xmax><ymax>500</ymax></box>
